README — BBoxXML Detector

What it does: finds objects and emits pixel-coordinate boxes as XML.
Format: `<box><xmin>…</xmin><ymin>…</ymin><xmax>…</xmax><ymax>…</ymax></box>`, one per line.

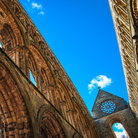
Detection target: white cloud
<box><xmin>32</xmin><ymin>2</ymin><xmax>42</xmax><ymax>9</ymax></box>
<box><xmin>114</xmin><ymin>123</ymin><xmax>124</xmax><ymax>130</ymax></box>
<box><xmin>27</xmin><ymin>0</ymin><xmax>30</xmax><ymax>2</ymax></box>
<box><xmin>114</xmin><ymin>130</ymin><xmax>128</xmax><ymax>138</ymax></box>
<box><xmin>38</xmin><ymin>11</ymin><xmax>44</xmax><ymax>15</ymax></box>
<box><xmin>88</xmin><ymin>75</ymin><xmax>112</xmax><ymax>93</ymax></box>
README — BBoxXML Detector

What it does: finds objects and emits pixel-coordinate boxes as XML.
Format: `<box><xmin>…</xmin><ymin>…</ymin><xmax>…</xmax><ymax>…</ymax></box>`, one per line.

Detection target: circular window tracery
<box><xmin>100</xmin><ymin>100</ymin><xmax>116</xmax><ymax>114</ymax></box>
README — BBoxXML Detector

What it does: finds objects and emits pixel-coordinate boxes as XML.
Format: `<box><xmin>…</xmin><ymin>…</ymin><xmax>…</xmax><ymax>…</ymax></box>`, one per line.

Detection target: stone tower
<box><xmin>0</xmin><ymin>0</ymin><xmax>98</xmax><ymax>137</ymax></box>
<box><xmin>92</xmin><ymin>89</ymin><xmax>138</xmax><ymax>138</ymax></box>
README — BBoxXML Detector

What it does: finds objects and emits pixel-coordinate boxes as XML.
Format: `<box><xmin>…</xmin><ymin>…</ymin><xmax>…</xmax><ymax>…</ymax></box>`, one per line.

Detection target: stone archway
<box><xmin>0</xmin><ymin>62</ymin><xmax>33</xmax><ymax>137</ymax></box>
<box><xmin>39</xmin><ymin>111</ymin><xmax>66</xmax><ymax>138</ymax></box>
<box><xmin>106</xmin><ymin>114</ymin><xmax>134</xmax><ymax>138</ymax></box>
<box><xmin>0</xmin><ymin>0</ymin><xmax>29</xmax><ymax>75</ymax></box>
<box><xmin>28</xmin><ymin>45</ymin><xmax>56</xmax><ymax>105</ymax></box>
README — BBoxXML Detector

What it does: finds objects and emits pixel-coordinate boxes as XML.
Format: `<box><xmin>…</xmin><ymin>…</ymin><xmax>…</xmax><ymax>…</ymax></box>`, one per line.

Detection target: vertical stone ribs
<box><xmin>39</xmin><ymin>111</ymin><xmax>65</xmax><ymax>138</ymax></box>
<box><xmin>108</xmin><ymin>0</ymin><xmax>138</xmax><ymax>117</ymax></box>
<box><xmin>0</xmin><ymin>63</ymin><xmax>32</xmax><ymax>137</ymax></box>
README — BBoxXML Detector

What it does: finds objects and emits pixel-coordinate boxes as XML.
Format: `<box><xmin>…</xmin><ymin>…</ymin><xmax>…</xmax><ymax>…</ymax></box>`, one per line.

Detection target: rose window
<box><xmin>100</xmin><ymin>100</ymin><xmax>116</xmax><ymax>114</ymax></box>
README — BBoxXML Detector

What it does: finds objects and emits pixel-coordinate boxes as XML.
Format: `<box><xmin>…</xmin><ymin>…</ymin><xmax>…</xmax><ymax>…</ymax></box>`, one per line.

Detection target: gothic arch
<box><xmin>0</xmin><ymin>24</ymin><xmax>16</xmax><ymax>51</ymax></box>
<box><xmin>0</xmin><ymin>0</ymin><xmax>24</xmax><ymax>47</ymax></box>
<box><xmin>0</xmin><ymin>61</ymin><xmax>33</xmax><ymax>137</ymax></box>
<box><xmin>14</xmin><ymin>2</ymin><xmax>22</xmax><ymax>14</ymax></box>
<box><xmin>57</xmin><ymin>79</ymin><xmax>74</xmax><ymax>109</ymax></box>
<box><xmin>7</xmin><ymin>0</ymin><xmax>23</xmax><ymax>18</ymax></box>
<box><xmin>84</xmin><ymin>116</ymin><xmax>98</xmax><ymax>138</ymax></box>
<box><xmin>0</xmin><ymin>0</ymin><xmax>30</xmax><ymax>75</ymax></box>
<box><xmin>29</xmin><ymin>44</ymin><xmax>55</xmax><ymax>83</ymax></box>
<box><xmin>74</xmin><ymin>102</ymin><xmax>89</xmax><ymax>138</ymax></box>
<box><xmin>28</xmin><ymin>44</ymin><xmax>56</xmax><ymax>105</ymax></box>
<box><xmin>56</xmin><ymin>79</ymin><xmax>75</xmax><ymax>125</ymax></box>
<box><xmin>106</xmin><ymin>114</ymin><xmax>134</xmax><ymax>138</ymax></box>
<box><xmin>38</xmin><ymin>105</ymin><xmax>66</xmax><ymax>138</ymax></box>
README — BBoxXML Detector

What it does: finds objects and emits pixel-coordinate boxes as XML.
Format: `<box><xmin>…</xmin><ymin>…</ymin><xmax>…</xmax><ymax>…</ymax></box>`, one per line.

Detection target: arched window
<box><xmin>112</xmin><ymin>123</ymin><xmax>129</xmax><ymax>138</ymax></box>
<box><xmin>29</xmin><ymin>70</ymin><xmax>37</xmax><ymax>86</ymax></box>
<box><xmin>39</xmin><ymin>112</ymin><xmax>65</xmax><ymax>138</ymax></box>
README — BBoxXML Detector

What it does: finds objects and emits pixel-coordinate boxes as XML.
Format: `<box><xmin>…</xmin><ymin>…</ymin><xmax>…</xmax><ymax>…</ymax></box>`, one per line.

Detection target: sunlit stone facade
<box><xmin>0</xmin><ymin>0</ymin><xmax>137</xmax><ymax>137</ymax></box>
<box><xmin>108</xmin><ymin>0</ymin><xmax>138</xmax><ymax>118</ymax></box>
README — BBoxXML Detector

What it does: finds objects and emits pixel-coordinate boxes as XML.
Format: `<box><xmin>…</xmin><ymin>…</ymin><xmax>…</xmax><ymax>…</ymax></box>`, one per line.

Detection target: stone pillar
<box><xmin>19</xmin><ymin>46</ymin><xmax>30</xmax><ymax>77</ymax></box>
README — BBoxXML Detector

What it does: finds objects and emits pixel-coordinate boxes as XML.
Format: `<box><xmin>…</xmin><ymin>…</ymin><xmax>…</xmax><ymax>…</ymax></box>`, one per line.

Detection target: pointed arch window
<box><xmin>29</xmin><ymin>70</ymin><xmax>37</xmax><ymax>86</ymax></box>
<box><xmin>112</xmin><ymin>123</ymin><xmax>129</xmax><ymax>138</ymax></box>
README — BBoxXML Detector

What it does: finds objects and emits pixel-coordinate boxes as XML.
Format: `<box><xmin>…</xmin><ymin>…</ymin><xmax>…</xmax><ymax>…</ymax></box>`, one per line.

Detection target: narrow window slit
<box><xmin>0</xmin><ymin>42</ymin><xmax>2</xmax><ymax>48</ymax></box>
<box><xmin>29</xmin><ymin>70</ymin><xmax>37</xmax><ymax>86</ymax></box>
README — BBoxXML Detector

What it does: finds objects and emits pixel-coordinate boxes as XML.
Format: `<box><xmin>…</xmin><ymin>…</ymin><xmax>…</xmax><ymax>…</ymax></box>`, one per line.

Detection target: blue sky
<box><xmin>19</xmin><ymin>0</ymin><xmax>129</xmax><ymax>114</ymax></box>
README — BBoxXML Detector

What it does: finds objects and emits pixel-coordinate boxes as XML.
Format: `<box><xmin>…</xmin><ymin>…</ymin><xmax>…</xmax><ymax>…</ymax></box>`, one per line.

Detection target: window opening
<box><xmin>0</xmin><ymin>42</ymin><xmax>2</xmax><ymax>48</ymax></box>
<box><xmin>29</xmin><ymin>70</ymin><xmax>37</xmax><ymax>86</ymax></box>
<box><xmin>112</xmin><ymin>123</ymin><xmax>129</xmax><ymax>138</ymax></box>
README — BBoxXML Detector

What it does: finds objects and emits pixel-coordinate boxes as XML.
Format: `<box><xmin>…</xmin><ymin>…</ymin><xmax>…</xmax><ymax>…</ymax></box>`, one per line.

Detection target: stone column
<box><xmin>19</xmin><ymin>46</ymin><xmax>30</xmax><ymax>77</ymax></box>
